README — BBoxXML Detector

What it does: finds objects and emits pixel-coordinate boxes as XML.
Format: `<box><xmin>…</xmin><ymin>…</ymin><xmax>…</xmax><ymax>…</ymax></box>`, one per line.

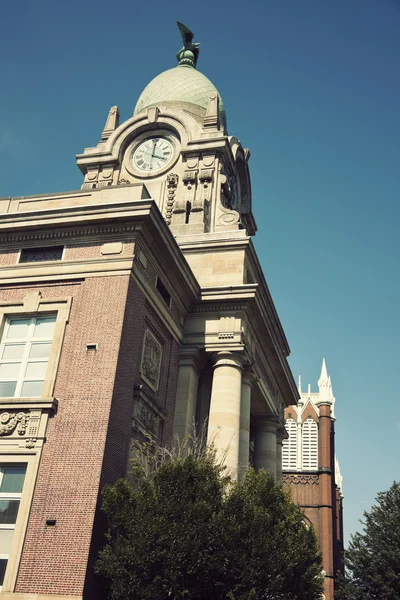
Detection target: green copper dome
<box><xmin>133</xmin><ymin>65</ymin><xmax>227</xmax><ymax>129</ymax></box>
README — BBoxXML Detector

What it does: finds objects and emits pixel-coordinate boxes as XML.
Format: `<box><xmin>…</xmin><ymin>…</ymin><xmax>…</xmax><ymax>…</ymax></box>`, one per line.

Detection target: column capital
<box><xmin>253</xmin><ymin>415</ymin><xmax>281</xmax><ymax>434</ymax></box>
<box><xmin>276</xmin><ymin>426</ymin><xmax>288</xmax><ymax>443</ymax></box>
<box><xmin>242</xmin><ymin>367</ymin><xmax>257</xmax><ymax>388</ymax></box>
<box><xmin>178</xmin><ymin>347</ymin><xmax>204</xmax><ymax>371</ymax></box>
<box><xmin>211</xmin><ymin>351</ymin><xmax>245</xmax><ymax>371</ymax></box>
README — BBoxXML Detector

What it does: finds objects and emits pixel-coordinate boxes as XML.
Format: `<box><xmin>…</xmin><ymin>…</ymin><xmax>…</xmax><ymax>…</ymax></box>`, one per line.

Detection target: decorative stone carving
<box><xmin>25</xmin><ymin>438</ymin><xmax>37</xmax><ymax>449</ymax></box>
<box><xmin>199</xmin><ymin>169</ymin><xmax>213</xmax><ymax>186</ymax></box>
<box><xmin>202</xmin><ymin>155</ymin><xmax>215</xmax><ymax>168</ymax></box>
<box><xmin>140</xmin><ymin>329</ymin><xmax>163</xmax><ymax>392</ymax></box>
<box><xmin>97</xmin><ymin>165</ymin><xmax>114</xmax><ymax>188</ymax></box>
<box><xmin>183</xmin><ymin>170</ymin><xmax>202</xmax><ymax>215</ymax></box>
<box><xmin>0</xmin><ymin>412</ymin><xmax>29</xmax><ymax>436</ymax></box>
<box><xmin>26</xmin><ymin>410</ymin><xmax>41</xmax><ymax>437</ymax></box>
<box><xmin>118</xmin><ymin>178</ymin><xmax>131</xmax><ymax>185</ymax></box>
<box><xmin>218</xmin><ymin>332</ymin><xmax>234</xmax><ymax>340</ymax></box>
<box><xmin>133</xmin><ymin>400</ymin><xmax>160</xmax><ymax>436</ymax></box>
<box><xmin>0</xmin><ymin>224</ymin><xmax>135</xmax><ymax>245</ymax></box>
<box><xmin>182</xmin><ymin>170</ymin><xmax>197</xmax><ymax>188</ymax></box>
<box><xmin>186</xmin><ymin>157</ymin><xmax>199</xmax><ymax>169</ymax></box>
<box><xmin>165</xmin><ymin>173</ymin><xmax>179</xmax><ymax>225</ymax></box>
<box><xmin>282</xmin><ymin>474</ymin><xmax>319</xmax><ymax>485</ymax></box>
<box><xmin>82</xmin><ymin>167</ymin><xmax>99</xmax><ymax>190</ymax></box>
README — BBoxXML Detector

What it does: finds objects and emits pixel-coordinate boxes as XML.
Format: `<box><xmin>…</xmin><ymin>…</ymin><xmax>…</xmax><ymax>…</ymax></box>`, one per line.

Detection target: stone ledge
<box><xmin>0</xmin><ymin>397</ymin><xmax>58</xmax><ymax>411</ymax></box>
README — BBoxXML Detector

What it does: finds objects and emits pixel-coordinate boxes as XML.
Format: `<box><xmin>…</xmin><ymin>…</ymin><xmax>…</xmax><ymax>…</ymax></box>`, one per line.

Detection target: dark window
<box><xmin>19</xmin><ymin>246</ymin><xmax>63</xmax><ymax>263</ymax></box>
<box><xmin>0</xmin><ymin>559</ymin><xmax>7</xmax><ymax>586</ymax></box>
<box><xmin>156</xmin><ymin>277</ymin><xmax>171</xmax><ymax>307</ymax></box>
<box><xmin>0</xmin><ymin>500</ymin><xmax>20</xmax><ymax>525</ymax></box>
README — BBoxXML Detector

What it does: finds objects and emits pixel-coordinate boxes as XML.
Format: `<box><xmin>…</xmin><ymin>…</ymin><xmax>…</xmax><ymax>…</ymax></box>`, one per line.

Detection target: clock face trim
<box><xmin>130</xmin><ymin>136</ymin><xmax>175</xmax><ymax>175</ymax></box>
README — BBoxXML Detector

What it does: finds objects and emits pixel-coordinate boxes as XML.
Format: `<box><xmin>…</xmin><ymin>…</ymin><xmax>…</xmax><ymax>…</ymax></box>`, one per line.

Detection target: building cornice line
<box><xmin>0</xmin><ymin>223</ymin><xmax>136</xmax><ymax>245</ymax></box>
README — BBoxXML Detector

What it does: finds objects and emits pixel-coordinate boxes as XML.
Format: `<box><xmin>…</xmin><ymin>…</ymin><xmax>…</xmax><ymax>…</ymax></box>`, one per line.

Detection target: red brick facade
<box><xmin>282</xmin><ymin>396</ymin><xmax>344</xmax><ymax>600</ymax></box>
<box><xmin>0</xmin><ymin>195</ymin><xmax>198</xmax><ymax>599</ymax></box>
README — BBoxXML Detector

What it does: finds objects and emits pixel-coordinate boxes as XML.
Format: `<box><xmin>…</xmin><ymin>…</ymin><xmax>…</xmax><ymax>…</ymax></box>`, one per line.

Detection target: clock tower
<box><xmin>75</xmin><ymin>23</ymin><xmax>295</xmax><ymax>479</ymax></box>
<box><xmin>0</xmin><ymin>22</ymin><xmax>299</xmax><ymax>600</ymax></box>
<box><xmin>76</xmin><ymin>22</ymin><xmax>256</xmax><ymax>239</ymax></box>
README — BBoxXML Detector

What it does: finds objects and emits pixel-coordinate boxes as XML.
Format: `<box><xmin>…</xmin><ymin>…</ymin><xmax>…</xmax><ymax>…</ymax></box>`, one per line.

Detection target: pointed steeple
<box><xmin>298</xmin><ymin>375</ymin><xmax>302</xmax><ymax>394</ymax></box>
<box><xmin>317</xmin><ymin>358</ymin><xmax>332</xmax><ymax>404</ymax></box>
<box><xmin>319</xmin><ymin>358</ymin><xmax>328</xmax><ymax>384</ymax></box>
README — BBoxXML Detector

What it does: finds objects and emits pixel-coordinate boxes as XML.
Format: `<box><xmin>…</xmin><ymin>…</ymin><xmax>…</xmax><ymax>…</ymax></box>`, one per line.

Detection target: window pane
<box><xmin>24</xmin><ymin>362</ymin><xmax>47</xmax><ymax>380</ymax></box>
<box><xmin>20</xmin><ymin>246</ymin><xmax>63</xmax><ymax>263</ymax></box>
<box><xmin>28</xmin><ymin>342</ymin><xmax>51</xmax><ymax>359</ymax></box>
<box><xmin>0</xmin><ymin>500</ymin><xmax>20</xmax><ymax>525</ymax></box>
<box><xmin>0</xmin><ymin>558</ymin><xmax>7</xmax><ymax>586</ymax></box>
<box><xmin>2</xmin><ymin>345</ymin><xmax>25</xmax><ymax>360</ymax></box>
<box><xmin>33</xmin><ymin>317</ymin><xmax>56</xmax><ymax>339</ymax></box>
<box><xmin>0</xmin><ymin>382</ymin><xmax>16</xmax><ymax>397</ymax></box>
<box><xmin>0</xmin><ymin>529</ymin><xmax>14</xmax><ymax>555</ymax></box>
<box><xmin>6</xmin><ymin>320</ymin><xmax>30</xmax><ymax>340</ymax></box>
<box><xmin>0</xmin><ymin>467</ymin><xmax>26</xmax><ymax>493</ymax></box>
<box><xmin>21</xmin><ymin>380</ymin><xmax>43</xmax><ymax>397</ymax></box>
<box><xmin>0</xmin><ymin>363</ymin><xmax>21</xmax><ymax>379</ymax></box>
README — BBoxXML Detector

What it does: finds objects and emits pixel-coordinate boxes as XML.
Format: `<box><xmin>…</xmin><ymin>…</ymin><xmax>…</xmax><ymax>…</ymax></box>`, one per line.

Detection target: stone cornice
<box><xmin>0</xmin><ymin>187</ymin><xmax>200</xmax><ymax>300</ymax></box>
<box><xmin>0</xmin><ymin>256</ymin><xmax>134</xmax><ymax>285</ymax></box>
<box><xmin>0</xmin><ymin>397</ymin><xmax>58</xmax><ymax>411</ymax></box>
<box><xmin>176</xmin><ymin>230</ymin><xmax>249</xmax><ymax>254</ymax></box>
<box><xmin>0</xmin><ymin>223</ymin><xmax>136</xmax><ymax>246</ymax></box>
<box><xmin>200</xmin><ymin>284</ymin><xmax>258</xmax><ymax>303</ymax></box>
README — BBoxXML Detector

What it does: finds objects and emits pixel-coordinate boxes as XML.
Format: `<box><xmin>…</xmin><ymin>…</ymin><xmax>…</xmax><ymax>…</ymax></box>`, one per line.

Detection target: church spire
<box><xmin>176</xmin><ymin>22</ymin><xmax>200</xmax><ymax>68</ymax></box>
<box><xmin>318</xmin><ymin>358</ymin><xmax>332</xmax><ymax>404</ymax></box>
<box><xmin>319</xmin><ymin>358</ymin><xmax>328</xmax><ymax>385</ymax></box>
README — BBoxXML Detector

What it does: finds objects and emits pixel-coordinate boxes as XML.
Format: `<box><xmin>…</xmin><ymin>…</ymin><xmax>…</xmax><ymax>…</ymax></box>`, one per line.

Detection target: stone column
<box><xmin>172</xmin><ymin>348</ymin><xmax>201</xmax><ymax>441</ymax></box>
<box><xmin>276</xmin><ymin>426</ymin><xmax>287</xmax><ymax>481</ymax></box>
<box><xmin>253</xmin><ymin>417</ymin><xmax>279</xmax><ymax>480</ymax></box>
<box><xmin>207</xmin><ymin>351</ymin><xmax>244</xmax><ymax>478</ymax></box>
<box><xmin>238</xmin><ymin>369</ymin><xmax>256</xmax><ymax>480</ymax></box>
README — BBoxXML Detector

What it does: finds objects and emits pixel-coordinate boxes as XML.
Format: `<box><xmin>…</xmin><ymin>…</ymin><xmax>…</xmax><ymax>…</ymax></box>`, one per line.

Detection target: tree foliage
<box><xmin>97</xmin><ymin>440</ymin><xmax>323</xmax><ymax>600</ymax></box>
<box><xmin>336</xmin><ymin>481</ymin><xmax>400</xmax><ymax>600</ymax></box>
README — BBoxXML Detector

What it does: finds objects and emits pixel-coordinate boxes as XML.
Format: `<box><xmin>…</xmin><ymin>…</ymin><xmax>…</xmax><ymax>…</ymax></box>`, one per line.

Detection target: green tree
<box><xmin>336</xmin><ymin>481</ymin><xmax>400</xmax><ymax>600</ymax></box>
<box><xmin>97</xmin><ymin>441</ymin><xmax>323</xmax><ymax>600</ymax></box>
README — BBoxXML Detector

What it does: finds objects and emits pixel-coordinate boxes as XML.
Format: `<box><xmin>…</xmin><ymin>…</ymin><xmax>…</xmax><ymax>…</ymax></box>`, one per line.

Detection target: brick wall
<box><xmin>12</xmin><ymin>275</ymin><xmax>131</xmax><ymax>596</ymax></box>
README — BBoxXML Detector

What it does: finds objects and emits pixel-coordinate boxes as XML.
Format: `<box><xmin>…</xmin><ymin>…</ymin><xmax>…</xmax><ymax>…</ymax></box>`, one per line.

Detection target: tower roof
<box><xmin>133</xmin><ymin>22</ymin><xmax>227</xmax><ymax>129</ymax></box>
<box><xmin>319</xmin><ymin>357</ymin><xmax>329</xmax><ymax>385</ymax></box>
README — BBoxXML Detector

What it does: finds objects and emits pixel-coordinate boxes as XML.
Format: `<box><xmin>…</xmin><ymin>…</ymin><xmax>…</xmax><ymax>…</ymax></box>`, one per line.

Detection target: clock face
<box><xmin>131</xmin><ymin>137</ymin><xmax>173</xmax><ymax>172</ymax></box>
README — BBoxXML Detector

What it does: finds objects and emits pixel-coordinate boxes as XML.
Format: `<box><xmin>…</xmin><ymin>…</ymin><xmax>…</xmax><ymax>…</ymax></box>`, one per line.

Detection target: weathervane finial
<box><xmin>176</xmin><ymin>22</ymin><xmax>200</xmax><ymax>68</ymax></box>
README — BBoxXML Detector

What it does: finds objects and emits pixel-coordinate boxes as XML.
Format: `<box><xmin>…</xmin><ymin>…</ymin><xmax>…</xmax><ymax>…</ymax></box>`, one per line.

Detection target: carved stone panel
<box><xmin>0</xmin><ymin>412</ymin><xmax>29</xmax><ymax>437</ymax></box>
<box><xmin>165</xmin><ymin>173</ymin><xmax>179</xmax><ymax>225</ymax></box>
<box><xmin>140</xmin><ymin>329</ymin><xmax>163</xmax><ymax>392</ymax></box>
<box><xmin>133</xmin><ymin>399</ymin><xmax>160</xmax><ymax>438</ymax></box>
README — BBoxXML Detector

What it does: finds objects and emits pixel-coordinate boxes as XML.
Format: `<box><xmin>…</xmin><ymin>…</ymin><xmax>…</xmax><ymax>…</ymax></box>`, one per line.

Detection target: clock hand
<box><xmin>150</xmin><ymin>139</ymin><xmax>157</xmax><ymax>159</ymax></box>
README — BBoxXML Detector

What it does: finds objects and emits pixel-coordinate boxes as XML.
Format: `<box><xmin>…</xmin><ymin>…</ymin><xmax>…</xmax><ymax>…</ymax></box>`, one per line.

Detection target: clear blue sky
<box><xmin>1</xmin><ymin>0</ymin><xmax>399</xmax><ymax>542</ymax></box>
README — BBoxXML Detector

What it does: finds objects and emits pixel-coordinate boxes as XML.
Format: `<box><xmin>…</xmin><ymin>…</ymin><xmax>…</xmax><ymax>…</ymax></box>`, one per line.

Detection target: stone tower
<box><xmin>282</xmin><ymin>359</ymin><xmax>344</xmax><ymax>600</ymax></box>
<box><xmin>0</xmin><ymin>23</ymin><xmax>298</xmax><ymax>600</ymax></box>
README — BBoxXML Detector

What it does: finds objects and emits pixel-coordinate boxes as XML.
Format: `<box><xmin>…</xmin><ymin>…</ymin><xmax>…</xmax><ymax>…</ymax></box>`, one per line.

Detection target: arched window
<box><xmin>282</xmin><ymin>418</ymin><xmax>297</xmax><ymax>470</ymax></box>
<box><xmin>302</xmin><ymin>418</ymin><xmax>318</xmax><ymax>470</ymax></box>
